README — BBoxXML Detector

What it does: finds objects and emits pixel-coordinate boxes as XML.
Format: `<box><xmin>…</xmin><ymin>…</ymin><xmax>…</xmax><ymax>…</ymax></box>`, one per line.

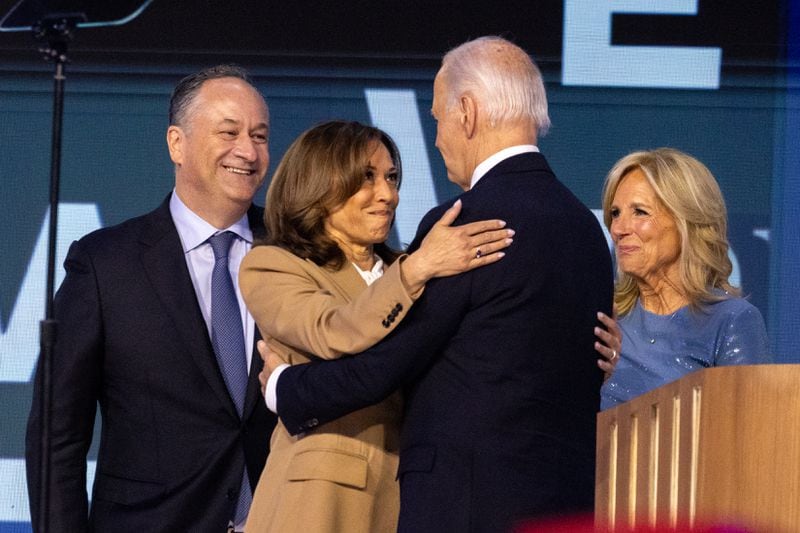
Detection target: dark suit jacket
<box><xmin>25</xmin><ymin>195</ymin><xmax>277</xmax><ymax>532</ymax></box>
<box><xmin>275</xmin><ymin>153</ymin><xmax>613</xmax><ymax>532</ymax></box>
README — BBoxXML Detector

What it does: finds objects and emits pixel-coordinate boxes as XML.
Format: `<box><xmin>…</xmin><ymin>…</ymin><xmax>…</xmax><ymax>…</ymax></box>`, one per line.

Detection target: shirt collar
<box><xmin>169</xmin><ymin>190</ymin><xmax>253</xmax><ymax>252</ymax></box>
<box><xmin>351</xmin><ymin>256</ymin><xmax>385</xmax><ymax>286</ymax></box>
<box><xmin>470</xmin><ymin>145</ymin><xmax>539</xmax><ymax>189</ymax></box>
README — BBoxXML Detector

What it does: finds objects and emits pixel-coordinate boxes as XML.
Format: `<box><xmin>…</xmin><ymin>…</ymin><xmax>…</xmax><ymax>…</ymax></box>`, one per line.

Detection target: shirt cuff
<box><xmin>265</xmin><ymin>363</ymin><xmax>290</xmax><ymax>413</ymax></box>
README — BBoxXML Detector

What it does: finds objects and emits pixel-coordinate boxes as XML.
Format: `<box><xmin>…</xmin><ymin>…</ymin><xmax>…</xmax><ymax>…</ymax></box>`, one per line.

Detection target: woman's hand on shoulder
<box><xmin>595</xmin><ymin>308</ymin><xmax>622</xmax><ymax>378</ymax></box>
<box><xmin>401</xmin><ymin>199</ymin><xmax>514</xmax><ymax>291</ymax></box>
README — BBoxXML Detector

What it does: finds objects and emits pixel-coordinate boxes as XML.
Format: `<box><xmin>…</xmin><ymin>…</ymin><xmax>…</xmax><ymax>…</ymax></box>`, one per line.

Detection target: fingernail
<box><xmin>505</xmin><ymin>238</ymin><xmax>513</xmax><ymax>245</ymax></box>
<box><xmin>594</xmin><ymin>327</ymin><xmax>600</xmax><ymax>335</ymax></box>
<box><xmin>506</xmin><ymin>229</ymin><xmax>515</xmax><ymax>237</ymax></box>
<box><xmin>497</xmin><ymin>252</ymin><xmax>505</xmax><ymax>258</ymax></box>
<box><xmin>498</xmin><ymin>220</ymin><xmax>507</xmax><ymax>227</ymax></box>
<box><xmin>597</xmin><ymin>311</ymin><xmax>605</xmax><ymax>319</ymax></box>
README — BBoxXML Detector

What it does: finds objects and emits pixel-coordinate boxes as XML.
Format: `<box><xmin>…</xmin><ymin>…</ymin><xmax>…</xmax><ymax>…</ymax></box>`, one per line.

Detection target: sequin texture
<box><xmin>600</xmin><ymin>294</ymin><xmax>771</xmax><ymax>410</ymax></box>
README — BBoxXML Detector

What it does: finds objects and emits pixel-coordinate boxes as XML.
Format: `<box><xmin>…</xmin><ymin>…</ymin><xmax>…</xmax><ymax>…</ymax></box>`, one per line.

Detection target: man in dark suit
<box><xmin>264</xmin><ymin>37</ymin><xmax>613</xmax><ymax>532</ymax></box>
<box><xmin>25</xmin><ymin>65</ymin><xmax>277</xmax><ymax>532</ymax></box>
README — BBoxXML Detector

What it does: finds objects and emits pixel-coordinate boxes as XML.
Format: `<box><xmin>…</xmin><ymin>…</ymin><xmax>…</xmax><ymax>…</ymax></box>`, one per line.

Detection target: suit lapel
<box><xmin>243</xmin><ymin>328</ymin><xmax>264</xmax><ymax>418</ymax></box>
<box><xmin>138</xmin><ymin>196</ymin><xmax>240</xmax><ymax>419</ymax></box>
<box><xmin>239</xmin><ymin>257</ymin><xmax>364</xmax><ymax>418</ymax></box>
<box><xmin>324</xmin><ymin>261</ymin><xmax>367</xmax><ymax>299</ymax></box>
<box><xmin>243</xmin><ymin>204</ymin><xmax>267</xmax><ymax>420</ymax></box>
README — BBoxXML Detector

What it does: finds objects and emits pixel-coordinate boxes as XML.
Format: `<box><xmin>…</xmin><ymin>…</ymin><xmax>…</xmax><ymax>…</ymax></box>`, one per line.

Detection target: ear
<box><xmin>459</xmin><ymin>94</ymin><xmax>477</xmax><ymax>139</ymax></box>
<box><xmin>166</xmin><ymin>125</ymin><xmax>184</xmax><ymax>166</ymax></box>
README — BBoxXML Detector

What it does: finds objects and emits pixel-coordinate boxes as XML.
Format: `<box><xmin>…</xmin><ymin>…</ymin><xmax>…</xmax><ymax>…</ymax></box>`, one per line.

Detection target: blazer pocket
<box><xmin>287</xmin><ymin>448</ymin><xmax>368</xmax><ymax>489</ymax></box>
<box><xmin>93</xmin><ymin>471</ymin><xmax>166</xmax><ymax>506</ymax></box>
<box><xmin>397</xmin><ymin>444</ymin><xmax>436</xmax><ymax>477</ymax></box>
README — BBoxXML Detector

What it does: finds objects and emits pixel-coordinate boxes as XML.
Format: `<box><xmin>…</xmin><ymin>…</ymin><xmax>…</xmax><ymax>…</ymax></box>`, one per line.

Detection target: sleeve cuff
<box><xmin>265</xmin><ymin>363</ymin><xmax>290</xmax><ymax>413</ymax></box>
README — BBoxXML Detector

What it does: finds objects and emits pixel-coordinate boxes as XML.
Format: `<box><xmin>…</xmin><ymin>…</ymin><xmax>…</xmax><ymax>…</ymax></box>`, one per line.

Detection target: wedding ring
<box><xmin>475</xmin><ymin>249</ymin><xmax>482</xmax><ymax>259</ymax></box>
<box><xmin>610</xmin><ymin>350</ymin><xmax>618</xmax><ymax>361</ymax></box>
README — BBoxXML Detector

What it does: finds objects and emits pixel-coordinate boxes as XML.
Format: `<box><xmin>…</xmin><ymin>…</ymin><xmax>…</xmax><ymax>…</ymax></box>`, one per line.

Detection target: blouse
<box><xmin>600</xmin><ymin>295</ymin><xmax>772</xmax><ymax>410</ymax></box>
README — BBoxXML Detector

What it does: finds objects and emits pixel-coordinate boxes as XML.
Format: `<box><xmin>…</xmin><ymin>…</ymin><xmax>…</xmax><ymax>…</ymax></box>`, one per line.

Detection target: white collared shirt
<box><xmin>469</xmin><ymin>144</ymin><xmax>539</xmax><ymax>190</ymax></box>
<box><xmin>169</xmin><ymin>191</ymin><xmax>255</xmax><ymax>372</ymax></box>
<box><xmin>351</xmin><ymin>256</ymin><xmax>385</xmax><ymax>286</ymax></box>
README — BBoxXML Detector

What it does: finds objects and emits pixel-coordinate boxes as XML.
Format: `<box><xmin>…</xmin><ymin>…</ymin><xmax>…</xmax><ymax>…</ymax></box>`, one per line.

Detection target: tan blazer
<box><xmin>239</xmin><ymin>245</ymin><xmax>418</xmax><ymax>533</ymax></box>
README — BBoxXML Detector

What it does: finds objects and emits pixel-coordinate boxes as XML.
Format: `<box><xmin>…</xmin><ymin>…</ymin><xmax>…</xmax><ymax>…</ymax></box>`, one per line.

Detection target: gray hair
<box><xmin>169</xmin><ymin>64</ymin><xmax>261</xmax><ymax>127</ymax></box>
<box><xmin>440</xmin><ymin>36</ymin><xmax>550</xmax><ymax>136</ymax></box>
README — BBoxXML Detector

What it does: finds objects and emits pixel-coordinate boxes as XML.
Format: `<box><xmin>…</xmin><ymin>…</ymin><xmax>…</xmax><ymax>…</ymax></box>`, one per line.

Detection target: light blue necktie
<box><xmin>208</xmin><ymin>231</ymin><xmax>251</xmax><ymax>525</ymax></box>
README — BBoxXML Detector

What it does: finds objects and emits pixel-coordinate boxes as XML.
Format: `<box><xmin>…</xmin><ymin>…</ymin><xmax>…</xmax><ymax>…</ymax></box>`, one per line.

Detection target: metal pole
<box><xmin>36</xmin><ymin>19</ymin><xmax>72</xmax><ymax>532</ymax></box>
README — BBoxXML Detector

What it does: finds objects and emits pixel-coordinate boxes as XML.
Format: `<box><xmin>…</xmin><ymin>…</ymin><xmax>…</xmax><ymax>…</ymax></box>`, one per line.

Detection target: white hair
<box><xmin>440</xmin><ymin>36</ymin><xmax>550</xmax><ymax>136</ymax></box>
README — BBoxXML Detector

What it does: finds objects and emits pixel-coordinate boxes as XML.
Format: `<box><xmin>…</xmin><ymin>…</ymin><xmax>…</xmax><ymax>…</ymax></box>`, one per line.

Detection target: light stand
<box><xmin>33</xmin><ymin>16</ymin><xmax>83</xmax><ymax>531</ymax></box>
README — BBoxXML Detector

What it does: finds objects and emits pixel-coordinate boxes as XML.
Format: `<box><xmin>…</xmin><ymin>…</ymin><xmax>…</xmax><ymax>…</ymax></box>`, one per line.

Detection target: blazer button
<box><xmin>395</xmin><ymin>303</ymin><xmax>403</xmax><ymax>312</ymax></box>
<box><xmin>382</xmin><ymin>319</ymin><xmax>390</xmax><ymax>328</ymax></box>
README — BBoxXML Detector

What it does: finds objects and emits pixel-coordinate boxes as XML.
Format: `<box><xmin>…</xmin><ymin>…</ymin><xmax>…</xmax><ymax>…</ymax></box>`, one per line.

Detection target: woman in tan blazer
<box><xmin>239</xmin><ymin>121</ymin><xmax>512</xmax><ymax>532</ymax></box>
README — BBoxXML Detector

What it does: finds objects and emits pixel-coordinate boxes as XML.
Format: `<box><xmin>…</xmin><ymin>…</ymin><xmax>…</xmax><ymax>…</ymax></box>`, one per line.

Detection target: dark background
<box><xmin>0</xmin><ymin>1</ymin><xmax>786</xmax><ymax>65</ymax></box>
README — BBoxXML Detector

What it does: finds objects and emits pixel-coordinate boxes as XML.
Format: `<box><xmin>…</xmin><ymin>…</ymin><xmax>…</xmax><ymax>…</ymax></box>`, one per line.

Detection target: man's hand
<box><xmin>257</xmin><ymin>339</ymin><xmax>285</xmax><ymax>395</ymax></box>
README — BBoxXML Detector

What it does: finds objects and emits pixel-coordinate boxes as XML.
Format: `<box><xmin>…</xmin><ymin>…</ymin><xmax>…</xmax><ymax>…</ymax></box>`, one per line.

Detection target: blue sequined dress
<box><xmin>600</xmin><ymin>295</ymin><xmax>772</xmax><ymax>410</ymax></box>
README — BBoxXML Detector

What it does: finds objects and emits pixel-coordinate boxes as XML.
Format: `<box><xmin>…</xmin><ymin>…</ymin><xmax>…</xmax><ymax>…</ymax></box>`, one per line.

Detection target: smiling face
<box><xmin>610</xmin><ymin>168</ymin><xmax>682</xmax><ymax>289</ymax></box>
<box><xmin>168</xmin><ymin>77</ymin><xmax>269</xmax><ymax>227</ymax></box>
<box><xmin>324</xmin><ymin>141</ymin><xmax>399</xmax><ymax>258</ymax></box>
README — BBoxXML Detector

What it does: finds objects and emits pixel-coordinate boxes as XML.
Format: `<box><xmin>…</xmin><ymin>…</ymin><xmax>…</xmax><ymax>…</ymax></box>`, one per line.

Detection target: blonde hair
<box><xmin>601</xmin><ymin>148</ymin><xmax>738</xmax><ymax>315</ymax></box>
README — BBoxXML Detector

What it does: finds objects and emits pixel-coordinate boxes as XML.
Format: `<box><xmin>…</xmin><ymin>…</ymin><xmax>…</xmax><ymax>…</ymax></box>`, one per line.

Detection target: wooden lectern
<box><xmin>596</xmin><ymin>365</ymin><xmax>800</xmax><ymax>532</ymax></box>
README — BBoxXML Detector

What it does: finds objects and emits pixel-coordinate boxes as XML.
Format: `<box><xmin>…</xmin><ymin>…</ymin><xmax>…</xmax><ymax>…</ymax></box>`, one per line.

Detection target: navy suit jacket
<box><xmin>25</xmin><ymin>195</ymin><xmax>277</xmax><ymax>532</ymax></box>
<box><xmin>275</xmin><ymin>153</ymin><xmax>613</xmax><ymax>532</ymax></box>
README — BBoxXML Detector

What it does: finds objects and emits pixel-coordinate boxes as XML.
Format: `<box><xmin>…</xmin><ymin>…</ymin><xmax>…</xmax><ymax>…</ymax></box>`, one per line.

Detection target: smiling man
<box><xmin>25</xmin><ymin>65</ymin><xmax>277</xmax><ymax>532</ymax></box>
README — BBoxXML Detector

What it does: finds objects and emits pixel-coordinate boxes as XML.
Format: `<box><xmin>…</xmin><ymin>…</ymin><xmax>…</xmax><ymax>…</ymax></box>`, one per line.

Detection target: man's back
<box><xmin>395</xmin><ymin>152</ymin><xmax>612</xmax><ymax>531</ymax></box>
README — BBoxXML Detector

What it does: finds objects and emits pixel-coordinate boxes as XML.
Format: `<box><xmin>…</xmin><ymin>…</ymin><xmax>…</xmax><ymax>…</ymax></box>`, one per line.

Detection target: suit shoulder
<box><xmin>242</xmin><ymin>245</ymin><xmax>322</xmax><ymax>274</ymax></box>
<box><xmin>244</xmin><ymin>244</ymin><xmax>304</xmax><ymax>264</ymax></box>
<box><xmin>419</xmin><ymin>198</ymin><xmax>459</xmax><ymax>230</ymax></box>
<box><xmin>74</xmin><ymin>204</ymin><xmax>167</xmax><ymax>252</ymax></box>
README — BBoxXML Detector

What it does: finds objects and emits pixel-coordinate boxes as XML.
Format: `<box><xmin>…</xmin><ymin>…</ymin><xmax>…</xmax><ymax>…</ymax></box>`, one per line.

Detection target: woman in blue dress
<box><xmin>599</xmin><ymin>148</ymin><xmax>772</xmax><ymax>410</ymax></box>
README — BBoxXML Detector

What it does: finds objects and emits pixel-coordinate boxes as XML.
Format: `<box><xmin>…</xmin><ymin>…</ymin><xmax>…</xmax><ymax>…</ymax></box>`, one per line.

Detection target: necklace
<box><xmin>644</xmin><ymin>308</ymin><xmax>680</xmax><ymax>345</ymax></box>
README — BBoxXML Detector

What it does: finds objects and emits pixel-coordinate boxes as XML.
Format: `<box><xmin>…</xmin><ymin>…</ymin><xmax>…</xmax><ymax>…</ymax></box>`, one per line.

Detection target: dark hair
<box><xmin>263</xmin><ymin>120</ymin><xmax>402</xmax><ymax>268</ymax></box>
<box><xmin>169</xmin><ymin>64</ymin><xmax>254</xmax><ymax>127</ymax></box>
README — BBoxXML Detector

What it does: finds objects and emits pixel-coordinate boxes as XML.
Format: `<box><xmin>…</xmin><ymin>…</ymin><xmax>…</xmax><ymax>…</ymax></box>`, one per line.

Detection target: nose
<box><xmin>610</xmin><ymin>212</ymin><xmax>629</xmax><ymax>241</ymax></box>
<box><xmin>373</xmin><ymin>176</ymin><xmax>395</xmax><ymax>203</ymax></box>
<box><xmin>233</xmin><ymin>135</ymin><xmax>258</xmax><ymax>162</ymax></box>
